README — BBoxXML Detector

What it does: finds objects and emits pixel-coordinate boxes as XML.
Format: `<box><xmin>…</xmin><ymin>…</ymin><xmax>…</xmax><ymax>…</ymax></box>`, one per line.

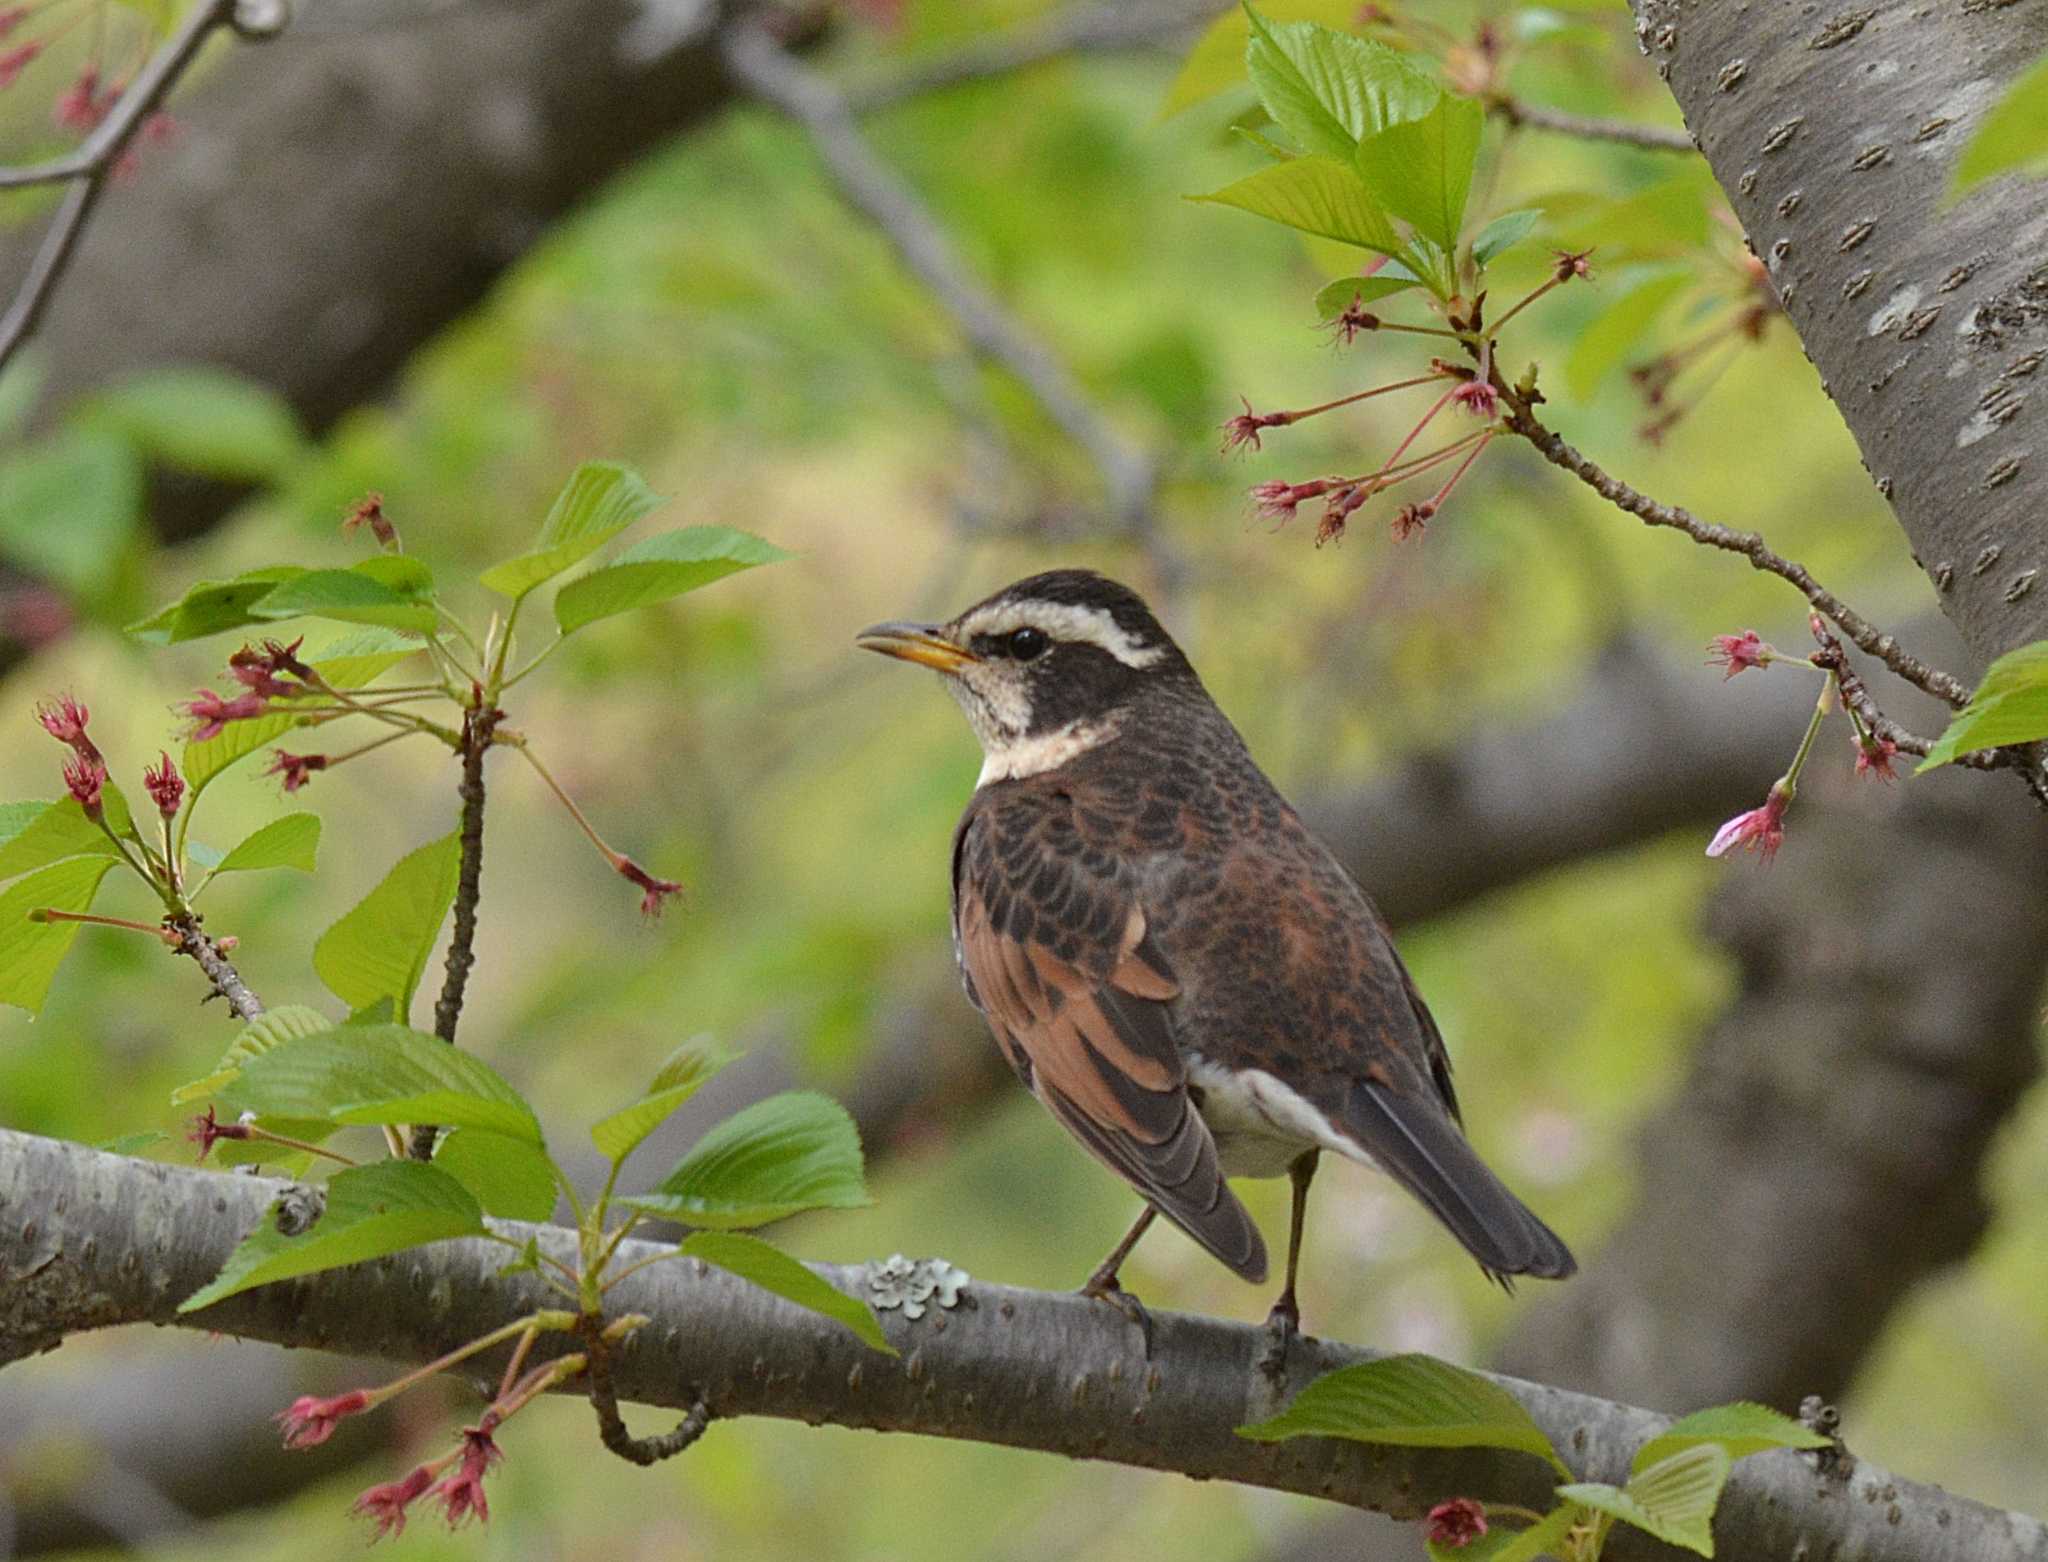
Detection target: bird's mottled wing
<box><xmin>952</xmin><ymin>805</ymin><xmax>1267</xmax><ymax>1283</ymax></box>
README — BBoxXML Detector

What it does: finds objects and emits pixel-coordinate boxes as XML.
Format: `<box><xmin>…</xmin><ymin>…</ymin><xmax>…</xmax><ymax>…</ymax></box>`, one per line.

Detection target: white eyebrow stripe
<box><xmin>958</xmin><ymin>601</ymin><xmax>1166</xmax><ymax>669</ymax></box>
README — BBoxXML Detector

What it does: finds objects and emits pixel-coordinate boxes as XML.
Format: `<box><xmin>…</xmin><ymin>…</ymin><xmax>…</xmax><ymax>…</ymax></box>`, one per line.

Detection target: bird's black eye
<box><xmin>1007</xmin><ymin>626</ymin><xmax>1050</xmax><ymax>662</ymax></box>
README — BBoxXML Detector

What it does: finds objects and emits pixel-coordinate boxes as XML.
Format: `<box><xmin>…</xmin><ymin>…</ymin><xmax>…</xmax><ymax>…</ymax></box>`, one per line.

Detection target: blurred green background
<box><xmin>2</xmin><ymin>1</ymin><xmax>2043</xmax><ymax>1557</ymax></box>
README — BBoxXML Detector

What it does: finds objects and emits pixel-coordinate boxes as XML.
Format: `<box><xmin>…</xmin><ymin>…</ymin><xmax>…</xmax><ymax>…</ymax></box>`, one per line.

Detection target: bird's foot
<box><xmin>1079</xmin><ymin>1274</ymin><xmax>1155</xmax><ymax>1359</ymax></box>
<box><xmin>1256</xmin><ymin>1292</ymin><xmax>1302</xmax><ymax>1382</ymax></box>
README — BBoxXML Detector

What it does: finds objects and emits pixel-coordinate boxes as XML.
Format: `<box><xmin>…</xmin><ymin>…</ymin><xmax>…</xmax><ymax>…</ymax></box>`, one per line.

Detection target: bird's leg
<box><xmin>1257</xmin><ymin>1151</ymin><xmax>1319</xmax><ymax>1381</ymax></box>
<box><xmin>1080</xmin><ymin>1205</ymin><xmax>1159</xmax><ymax>1355</ymax></box>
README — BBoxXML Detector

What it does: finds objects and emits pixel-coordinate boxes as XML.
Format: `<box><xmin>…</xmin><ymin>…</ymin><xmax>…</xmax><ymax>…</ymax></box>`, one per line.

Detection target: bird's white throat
<box><xmin>975</xmin><ymin>715</ymin><xmax>1122</xmax><ymax>787</ymax></box>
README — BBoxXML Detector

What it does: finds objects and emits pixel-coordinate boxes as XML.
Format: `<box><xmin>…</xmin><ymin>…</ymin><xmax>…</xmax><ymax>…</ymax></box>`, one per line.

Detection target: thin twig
<box><xmin>1491</xmin><ymin>98</ymin><xmax>1696</xmax><ymax>154</ymax></box>
<box><xmin>845</xmin><ymin>0</ymin><xmax>1222</xmax><ymax>114</ymax></box>
<box><xmin>0</xmin><ymin>0</ymin><xmax>265</xmax><ymax>378</ymax></box>
<box><xmin>1807</xmin><ymin>619</ymin><xmax>2017</xmax><ymax>775</ymax></box>
<box><xmin>722</xmin><ymin>21</ymin><xmax>1163</xmax><ymax>543</ymax></box>
<box><xmin>576</xmin><ymin>1313</ymin><xmax>712</xmax><ymax>1467</ymax></box>
<box><xmin>164</xmin><ymin>912</ymin><xmax>265</xmax><ymax>1023</ymax></box>
<box><xmin>413</xmin><ymin>694</ymin><xmax>502</xmax><ymax>1160</ymax></box>
<box><xmin>1502</xmin><ymin>401</ymin><xmax>1975</xmax><ymax>710</ymax></box>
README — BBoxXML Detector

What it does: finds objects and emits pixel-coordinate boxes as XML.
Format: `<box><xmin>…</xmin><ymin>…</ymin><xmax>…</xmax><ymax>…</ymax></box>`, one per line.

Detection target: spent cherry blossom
<box><xmin>276</xmin><ymin>1389</ymin><xmax>374</xmax><ymax>1450</ymax></box>
<box><xmin>1424</xmin><ymin>1497</ymin><xmax>1488</xmax><ymax>1548</ymax></box>
<box><xmin>1706</xmin><ymin>783</ymin><xmax>1791</xmax><ymax>863</ymax></box>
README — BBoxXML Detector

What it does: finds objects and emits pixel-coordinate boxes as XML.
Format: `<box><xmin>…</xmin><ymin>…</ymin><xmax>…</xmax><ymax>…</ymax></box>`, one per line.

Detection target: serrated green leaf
<box><xmin>1920</xmin><ymin>639</ymin><xmax>2048</xmax><ymax>769</ymax></box>
<box><xmin>209</xmin><ymin>813</ymin><xmax>321</xmax><ymax>878</ymax></box>
<box><xmin>1158</xmin><ymin>0</ymin><xmax>1362</xmax><ymax>119</ymax></box>
<box><xmin>1238</xmin><ymin>1354</ymin><xmax>1567</xmax><ymax>1473</ymax></box>
<box><xmin>1950</xmin><ymin>52</ymin><xmax>2048</xmax><ymax>201</ymax></box>
<box><xmin>178</xmin><ymin>1160</ymin><xmax>486</xmax><ymax>1314</ymax></box>
<box><xmin>0</xmin><ymin>427</ymin><xmax>143</xmax><ymax>598</ymax></box>
<box><xmin>312</xmin><ymin>833</ymin><xmax>460</xmax><ymax>1022</ymax></box>
<box><xmin>627</xmin><ymin>1091</ymin><xmax>870</xmax><ymax>1230</ymax></box>
<box><xmin>434</xmin><ymin>1128</ymin><xmax>561</xmax><ymax>1221</ymax></box>
<box><xmin>1193</xmin><ymin>155</ymin><xmax>1404</xmax><ymax>256</ymax></box>
<box><xmin>479</xmin><ymin>461</ymin><xmax>664</xmax><ymax>600</ymax></box>
<box><xmin>1472</xmin><ymin>207</ymin><xmax>1544</xmax><ymax>266</ymax></box>
<box><xmin>1314</xmin><ymin>273</ymin><xmax>1419</xmax><ymax>319</ymax></box>
<box><xmin>1565</xmin><ymin>267</ymin><xmax>1691</xmax><ymax>399</ymax></box>
<box><xmin>1245</xmin><ymin>11</ymin><xmax>1439</xmax><ymax>159</ymax></box>
<box><xmin>247</xmin><ymin>558</ymin><xmax>436</xmax><ymax>633</ymax></box>
<box><xmin>555</xmin><ymin>527</ymin><xmax>789</xmax><ymax>635</ymax></box>
<box><xmin>1632</xmin><ymin>1401</ymin><xmax>1830</xmax><ymax>1473</ymax></box>
<box><xmin>0</xmin><ymin>856</ymin><xmax>118</xmax><ymax>1015</ymax></box>
<box><xmin>84</xmin><ymin>367</ymin><xmax>309</xmax><ymax>483</ymax></box>
<box><xmin>1561</xmin><ymin>1442</ymin><xmax>1731</xmax><ymax>1557</ymax></box>
<box><xmin>1355</xmin><ymin>92</ymin><xmax>1484</xmax><ymax>249</ymax></box>
<box><xmin>171</xmin><ymin>1002</ymin><xmax>336</xmax><ymax>1104</ymax></box>
<box><xmin>0</xmin><ymin>800</ymin><xmax>46</xmax><ymax>853</ymax></box>
<box><xmin>0</xmin><ymin>798</ymin><xmax>125</xmax><ymax>882</ymax></box>
<box><xmin>591</xmin><ymin>1034</ymin><xmax>738</xmax><ymax>1166</ymax></box>
<box><xmin>227</xmin><ymin>1022</ymin><xmax>544</xmax><ymax>1147</ymax></box>
<box><xmin>180</xmin><ymin>712</ymin><xmax>299</xmax><ymax>797</ymax></box>
<box><xmin>679</xmin><ymin>1231</ymin><xmax>895</xmax><ymax>1354</ymax></box>
<box><xmin>125</xmin><ymin>565</ymin><xmax>307</xmax><ymax>646</ymax></box>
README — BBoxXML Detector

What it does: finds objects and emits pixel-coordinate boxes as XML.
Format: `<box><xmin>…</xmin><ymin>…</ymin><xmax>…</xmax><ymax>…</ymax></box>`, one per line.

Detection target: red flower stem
<box><xmin>1424</xmin><ymin>430</ymin><xmax>1496</xmax><ymax>508</ymax></box>
<box><xmin>500</xmin><ymin>734</ymin><xmax>625</xmax><ymax>871</ymax></box>
<box><xmin>1281</xmin><ymin>374</ymin><xmax>1447</xmax><ymax>424</ymax></box>
<box><xmin>364</xmin><ymin>1312</ymin><xmax>578</xmax><ymax>1407</ymax></box>
<box><xmin>245</xmin><ymin>1125</ymin><xmax>359</xmax><ymax>1165</ymax></box>
<box><xmin>494</xmin><ymin>1353</ymin><xmax>587</xmax><ymax>1419</ymax></box>
<box><xmin>1779</xmin><ymin>681</ymin><xmax>1833</xmax><ymax>798</ymax></box>
<box><xmin>1373</xmin><ymin>320</ymin><xmax>1462</xmax><ymax>339</ymax></box>
<box><xmin>1487</xmin><ymin>275</ymin><xmax>1562</xmax><ymax>337</ymax></box>
<box><xmin>497</xmin><ymin>1324</ymin><xmax>541</xmax><ymax>1402</ymax></box>
<box><xmin>1367</xmin><ymin>383</ymin><xmax>1460</xmax><ymax>485</ymax></box>
<box><xmin>31</xmin><ymin>908</ymin><xmax>177</xmax><ymax>941</ymax></box>
<box><xmin>1336</xmin><ymin>427</ymin><xmax>1490</xmax><ymax>490</ymax></box>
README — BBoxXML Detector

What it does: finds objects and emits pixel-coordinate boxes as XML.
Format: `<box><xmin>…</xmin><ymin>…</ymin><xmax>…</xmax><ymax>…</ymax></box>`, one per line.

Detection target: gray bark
<box><xmin>4</xmin><ymin>1129</ymin><xmax>2044</xmax><ymax>1562</ymax></box>
<box><xmin>1629</xmin><ymin>0</ymin><xmax>2048</xmax><ymax>670</ymax></box>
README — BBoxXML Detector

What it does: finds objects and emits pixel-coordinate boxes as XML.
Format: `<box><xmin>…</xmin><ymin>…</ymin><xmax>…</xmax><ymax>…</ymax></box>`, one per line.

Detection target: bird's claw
<box><xmin>1079</xmin><ymin>1276</ymin><xmax>1155</xmax><ymax>1359</ymax></box>
<box><xmin>1256</xmin><ymin>1295</ymin><xmax>1301</xmax><ymax>1382</ymax></box>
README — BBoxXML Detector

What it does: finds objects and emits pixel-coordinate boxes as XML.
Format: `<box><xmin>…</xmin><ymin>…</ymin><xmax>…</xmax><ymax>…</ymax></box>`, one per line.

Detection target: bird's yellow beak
<box><xmin>855</xmin><ymin>620</ymin><xmax>980</xmax><ymax>673</ymax></box>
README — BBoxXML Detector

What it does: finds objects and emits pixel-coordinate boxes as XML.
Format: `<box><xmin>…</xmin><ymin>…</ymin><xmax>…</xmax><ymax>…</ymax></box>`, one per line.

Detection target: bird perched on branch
<box><xmin>858</xmin><ymin>569</ymin><xmax>1573</xmax><ymax>1353</ymax></box>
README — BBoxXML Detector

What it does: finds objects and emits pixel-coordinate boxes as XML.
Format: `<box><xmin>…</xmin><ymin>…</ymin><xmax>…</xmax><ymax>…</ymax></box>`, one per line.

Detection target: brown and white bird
<box><xmin>858</xmin><ymin>570</ymin><xmax>1574</xmax><ymax>1342</ymax></box>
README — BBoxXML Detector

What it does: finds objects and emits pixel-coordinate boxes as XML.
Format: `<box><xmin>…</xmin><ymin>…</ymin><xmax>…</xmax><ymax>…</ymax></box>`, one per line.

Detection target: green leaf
<box><xmin>1193</xmin><ymin>155</ymin><xmax>1404</xmax><ymax>256</ymax></box>
<box><xmin>178</xmin><ymin>1160</ymin><xmax>486</xmax><ymax>1314</ymax></box>
<box><xmin>1564</xmin><ymin>267</ymin><xmax>1691</xmax><ymax>399</ymax></box>
<box><xmin>1355</xmin><ymin>92</ymin><xmax>1484</xmax><ymax>249</ymax></box>
<box><xmin>1245</xmin><ymin>11</ymin><xmax>1439</xmax><ymax>159</ymax></box>
<box><xmin>1541</xmin><ymin>175</ymin><xmax>1711</xmax><ymax>260</ymax></box>
<box><xmin>0</xmin><ymin>798</ymin><xmax>125</xmax><ymax>882</ymax></box>
<box><xmin>1313</xmin><ymin>273</ymin><xmax>1419</xmax><ymax>320</ymax></box>
<box><xmin>590</xmin><ymin>1033</ymin><xmax>738</xmax><ymax>1166</ymax></box>
<box><xmin>0</xmin><ymin>428</ymin><xmax>143</xmax><ymax>598</ymax></box>
<box><xmin>84</xmin><ymin>367</ymin><xmax>309</xmax><ymax>483</ymax></box>
<box><xmin>626</xmin><ymin>1091</ymin><xmax>871</xmax><ymax>1230</ymax></box>
<box><xmin>1920</xmin><ymin>640</ymin><xmax>2048</xmax><ymax>769</ymax></box>
<box><xmin>312</xmin><ymin>833</ymin><xmax>461</xmax><ymax>1023</ymax></box>
<box><xmin>678</xmin><ymin>1231</ymin><xmax>895</xmax><ymax>1354</ymax></box>
<box><xmin>555</xmin><ymin>527</ymin><xmax>789</xmax><ymax>635</ymax></box>
<box><xmin>1471</xmin><ymin>207</ymin><xmax>1544</xmax><ymax>267</ymax></box>
<box><xmin>171</xmin><ymin>1002</ymin><xmax>336</xmax><ymax>1105</ymax></box>
<box><xmin>1950</xmin><ymin>52</ymin><xmax>2048</xmax><ymax>200</ymax></box>
<box><xmin>247</xmin><ymin>557</ymin><xmax>436</xmax><ymax>633</ymax></box>
<box><xmin>227</xmin><ymin>1022</ymin><xmax>545</xmax><ymax>1147</ymax></box>
<box><xmin>1158</xmin><ymin>0</ymin><xmax>1363</xmax><ymax>119</ymax></box>
<box><xmin>0</xmin><ymin>856</ymin><xmax>118</xmax><ymax>1014</ymax></box>
<box><xmin>209</xmin><ymin>813</ymin><xmax>321</xmax><ymax>878</ymax></box>
<box><xmin>125</xmin><ymin>565</ymin><xmax>307</xmax><ymax>645</ymax></box>
<box><xmin>479</xmin><ymin>461</ymin><xmax>664</xmax><ymax>600</ymax></box>
<box><xmin>434</xmin><ymin>1128</ymin><xmax>561</xmax><ymax>1221</ymax></box>
<box><xmin>1632</xmin><ymin>1401</ymin><xmax>1830</xmax><ymax>1473</ymax></box>
<box><xmin>181</xmin><ymin>712</ymin><xmax>298</xmax><ymax>796</ymax></box>
<box><xmin>1237</xmin><ymin>1354</ymin><xmax>1566</xmax><ymax>1474</ymax></box>
<box><xmin>0</xmin><ymin>800</ymin><xmax>46</xmax><ymax>853</ymax></box>
<box><xmin>1561</xmin><ymin>1442</ymin><xmax>1732</xmax><ymax>1557</ymax></box>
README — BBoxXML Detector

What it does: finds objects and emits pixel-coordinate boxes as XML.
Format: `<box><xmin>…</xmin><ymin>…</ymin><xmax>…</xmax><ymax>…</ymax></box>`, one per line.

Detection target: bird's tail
<box><xmin>1340</xmin><ymin>1079</ymin><xmax>1576</xmax><ymax>1282</ymax></box>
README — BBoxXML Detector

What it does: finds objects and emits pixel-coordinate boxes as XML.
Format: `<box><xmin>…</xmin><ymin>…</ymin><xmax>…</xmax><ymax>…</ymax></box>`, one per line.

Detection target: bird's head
<box><xmin>857</xmin><ymin>570</ymin><xmax>1196</xmax><ymax>782</ymax></box>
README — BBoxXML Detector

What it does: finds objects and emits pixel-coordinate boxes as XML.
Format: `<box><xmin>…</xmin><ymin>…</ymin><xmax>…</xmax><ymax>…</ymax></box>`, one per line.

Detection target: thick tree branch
<box><xmin>1627</xmin><ymin>0</ymin><xmax>2048</xmax><ymax>671</ymax></box>
<box><xmin>1</xmin><ymin>1131</ymin><xmax>2039</xmax><ymax>1561</ymax></box>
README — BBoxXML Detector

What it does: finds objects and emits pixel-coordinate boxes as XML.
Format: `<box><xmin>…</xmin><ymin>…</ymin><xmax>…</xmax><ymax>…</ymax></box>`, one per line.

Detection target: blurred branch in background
<box><xmin>8</xmin><ymin>1129</ymin><xmax>2044</xmax><ymax>1562</ymax></box>
<box><xmin>721</xmin><ymin>19</ymin><xmax>1176</xmax><ymax>576</ymax></box>
<box><xmin>0</xmin><ymin>0</ymin><xmax>283</xmax><ymax>378</ymax></box>
<box><xmin>1489</xmin><ymin>98</ymin><xmax>1695</xmax><ymax>154</ymax></box>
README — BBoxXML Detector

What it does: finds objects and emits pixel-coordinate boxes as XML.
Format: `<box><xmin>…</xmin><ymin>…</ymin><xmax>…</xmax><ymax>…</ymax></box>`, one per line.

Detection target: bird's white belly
<box><xmin>1186</xmin><ymin>1055</ymin><xmax>1370</xmax><ymax>1180</ymax></box>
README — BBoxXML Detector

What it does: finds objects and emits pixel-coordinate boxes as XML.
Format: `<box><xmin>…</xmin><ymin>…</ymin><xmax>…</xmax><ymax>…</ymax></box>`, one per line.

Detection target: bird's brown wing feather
<box><xmin>953</xmin><ymin>813</ymin><xmax>1267</xmax><ymax>1283</ymax></box>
